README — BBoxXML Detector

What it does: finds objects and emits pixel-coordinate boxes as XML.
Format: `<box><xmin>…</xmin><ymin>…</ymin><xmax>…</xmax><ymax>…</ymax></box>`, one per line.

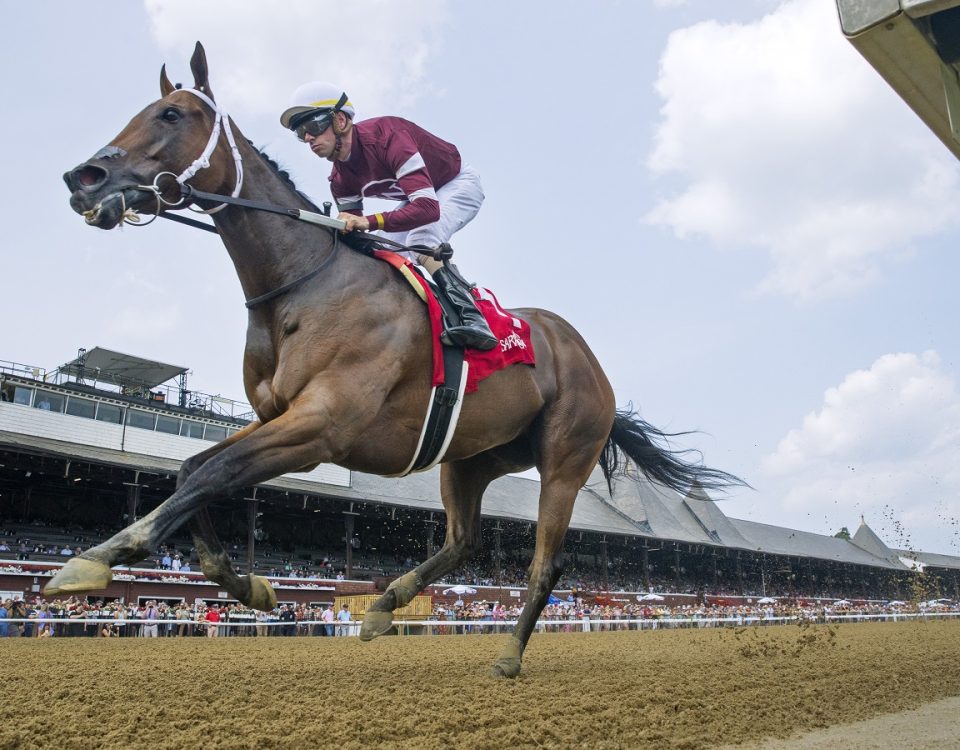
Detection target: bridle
<box><xmin>85</xmin><ymin>88</ymin><xmax>435</xmax><ymax>308</ymax></box>
<box><xmin>92</xmin><ymin>87</ymin><xmax>245</xmax><ymax>229</ymax></box>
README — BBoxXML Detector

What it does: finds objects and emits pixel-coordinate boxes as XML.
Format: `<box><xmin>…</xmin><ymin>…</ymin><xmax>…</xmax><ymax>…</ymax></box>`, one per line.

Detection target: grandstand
<box><xmin>1</xmin><ymin>347</ymin><xmax>958</xmax><ymax>608</ymax></box>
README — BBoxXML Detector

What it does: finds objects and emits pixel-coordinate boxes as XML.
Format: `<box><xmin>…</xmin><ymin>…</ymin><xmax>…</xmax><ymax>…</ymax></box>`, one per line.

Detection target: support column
<box><xmin>343</xmin><ymin>505</ymin><xmax>360</xmax><ymax>579</ymax></box>
<box><xmin>22</xmin><ymin>486</ymin><xmax>32</xmax><ymax>519</ymax></box>
<box><xmin>600</xmin><ymin>535</ymin><xmax>609</xmax><ymax>592</ymax></box>
<box><xmin>123</xmin><ymin>470</ymin><xmax>142</xmax><ymax>526</ymax></box>
<box><xmin>641</xmin><ymin>545</ymin><xmax>650</xmax><ymax>591</ymax></box>
<box><xmin>246</xmin><ymin>488</ymin><xmax>258</xmax><ymax>574</ymax></box>
<box><xmin>425</xmin><ymin>512</ymin><xmax>438</xmax><ymax>559</ymax></box>
<box><xmin>760</xmin><ymin>554</ymin><xmax>767</xmax><ymax>597</ymax></box>
<box><xmin>674</xmin><ymin>546</ymin><xmax>682</xmax><ymax>590</ymax></box>
<box><xmin>493</xmin><ymin>521</ymin><xmax>503</xmax><ymax>591</ymax></box>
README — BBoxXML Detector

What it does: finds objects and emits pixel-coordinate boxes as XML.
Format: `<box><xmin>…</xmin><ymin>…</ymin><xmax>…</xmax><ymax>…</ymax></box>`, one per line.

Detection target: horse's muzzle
<box><xmin>64</xmin><ymin>160</ymin><xmax>151</xmax><ymax>230</ymax></box>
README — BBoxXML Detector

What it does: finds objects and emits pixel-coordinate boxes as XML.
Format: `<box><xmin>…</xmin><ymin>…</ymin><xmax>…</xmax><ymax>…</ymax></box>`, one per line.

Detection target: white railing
<box><xmin>3</xmin><ymin>611</ymin><xmax>957</xmax><ymax>637</ymax></box>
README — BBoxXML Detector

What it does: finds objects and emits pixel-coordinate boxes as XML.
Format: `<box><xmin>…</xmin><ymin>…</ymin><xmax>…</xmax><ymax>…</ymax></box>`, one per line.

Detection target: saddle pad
<box><xmin>465</xmin><ymin>287</ymin><xmax>535</xmax><ymax>393</ymax></box>
<box><xmin>372</xmin><ymin>250</ymin><xmax>535</xmax><ymax>393</ymax></box>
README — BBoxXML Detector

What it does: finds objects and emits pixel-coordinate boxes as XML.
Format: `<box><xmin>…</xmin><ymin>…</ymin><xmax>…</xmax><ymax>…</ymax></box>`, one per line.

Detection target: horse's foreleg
<box><xmin>359</xmin><ymin>455</ymin><xmax>502</xmax><ymax>641</ymax></box>
<box><xmin>44</xmin><ymin>410</ymin><xmax>331</xmax><ymax>598</ymax></box>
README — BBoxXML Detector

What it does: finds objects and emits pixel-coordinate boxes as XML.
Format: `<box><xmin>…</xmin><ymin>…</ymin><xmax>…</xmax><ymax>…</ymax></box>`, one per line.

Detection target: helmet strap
<box><xmin>330</xmin><ymin>111</ymin><xmax>352</xmax><ymax>159</ymax></box>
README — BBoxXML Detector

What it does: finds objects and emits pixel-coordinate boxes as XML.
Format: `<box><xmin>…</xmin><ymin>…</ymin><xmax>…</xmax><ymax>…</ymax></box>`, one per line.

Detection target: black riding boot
<box><xmin>431</xmin><ymin>266</ymin><xmax>498</xmax><ymax>351</ymax></box>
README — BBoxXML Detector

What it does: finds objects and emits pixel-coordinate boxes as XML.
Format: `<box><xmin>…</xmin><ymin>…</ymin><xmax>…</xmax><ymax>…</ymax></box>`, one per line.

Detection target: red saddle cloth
<box><xmin>373</xmin><ymin>250</ymin><xmax>536</xmax><ymax>393</ymax></box>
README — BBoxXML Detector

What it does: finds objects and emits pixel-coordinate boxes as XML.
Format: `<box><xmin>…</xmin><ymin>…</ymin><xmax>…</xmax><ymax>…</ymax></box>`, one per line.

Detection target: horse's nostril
<box><xmin>75</xmin><ymin>165</ymin><xmax>108</xmax><ymax>188</ymax></box>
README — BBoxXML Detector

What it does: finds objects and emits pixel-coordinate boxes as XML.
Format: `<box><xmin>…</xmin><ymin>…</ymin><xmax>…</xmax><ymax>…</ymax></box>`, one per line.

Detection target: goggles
<box><xmin>294</xmin><ymin>112</ymin><xmax>334</xmax><ymax>142</ymax></box>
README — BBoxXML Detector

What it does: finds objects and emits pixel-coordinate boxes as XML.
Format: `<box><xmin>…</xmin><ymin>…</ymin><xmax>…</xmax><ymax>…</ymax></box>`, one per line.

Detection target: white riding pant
<box><xmin>378</xmin><ymin>166</ymin><xmax>484</xmax><ymax>261</ymax></box>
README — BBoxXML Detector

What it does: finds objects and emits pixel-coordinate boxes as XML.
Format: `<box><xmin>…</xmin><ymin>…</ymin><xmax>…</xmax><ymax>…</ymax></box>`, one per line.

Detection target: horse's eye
<box><xmin>161</xmin><ymin>107</ymin><xmax>181</xmax><ymax>123</ymax></box>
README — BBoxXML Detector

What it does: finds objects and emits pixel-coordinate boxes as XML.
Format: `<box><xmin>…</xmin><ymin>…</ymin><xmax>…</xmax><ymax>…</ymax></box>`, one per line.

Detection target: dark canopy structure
<box><xmin>57</xmin><ymin>347</ymin><xmax>188</xmax><ymax>390</ymax></box>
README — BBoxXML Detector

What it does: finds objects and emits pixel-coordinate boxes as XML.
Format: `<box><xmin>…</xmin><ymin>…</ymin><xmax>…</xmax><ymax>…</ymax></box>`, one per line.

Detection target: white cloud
<box><xmin>140</xmin><ymin>0</ymin><xmax>450</xmax><ymax>204</ymax></box>
<box><xmin>644</xmin><ymin>0</ymin><xmax>960</xmax><ymax>301</ymax></box>
<box><xmin>142</xmin><ymin>0</ymin><xmax>449</xmax><ymax>120</ymax></box>
<box><xmin>765</xmin><ymin>351</ymin><xmax>958</xmax><ymax>473</ymax></box>
<box><xmin>759</xmin><ymin>351</ymin><xmax>960</xmax><ymax>551</ymax></box>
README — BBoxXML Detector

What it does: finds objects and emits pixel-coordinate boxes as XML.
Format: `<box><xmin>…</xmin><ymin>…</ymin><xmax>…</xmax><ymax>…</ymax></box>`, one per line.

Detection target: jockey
<box><xmin>281</xmin><ymin>82</ymin><xmax>497</xmax><ymax>351</ymax></box>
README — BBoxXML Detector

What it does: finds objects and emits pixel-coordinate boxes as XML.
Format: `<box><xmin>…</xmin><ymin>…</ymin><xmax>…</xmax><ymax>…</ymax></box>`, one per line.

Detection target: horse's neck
<box><xmin>210</xmin><ymin>145</ymin><xmax>336</xmax><ymax>305</ymax></box>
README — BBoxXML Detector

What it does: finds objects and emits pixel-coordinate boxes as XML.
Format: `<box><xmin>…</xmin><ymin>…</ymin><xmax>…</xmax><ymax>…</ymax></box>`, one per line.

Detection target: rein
<box><xmin>103</xmin><ymin>88</ymin><xmax>421</xmax><ymax>309</ymax></box>
<box><xmin>172</xmin><ymin>184</ymin><xmax>414</xmax><ymax>253</ymax></box>
<box><xmin>242</xmin><ymin>231</ymin><xmax>340</xmax><ymax>309</ymax></box>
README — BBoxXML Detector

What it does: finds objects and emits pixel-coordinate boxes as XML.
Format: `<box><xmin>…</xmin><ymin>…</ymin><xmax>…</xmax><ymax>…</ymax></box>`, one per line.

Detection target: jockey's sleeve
<box><xmin>335</xmin><ymin>195</ymin><xmax>364</xmax><ymax>215</ymax></box>
<box><xmin>365</xmin><ymin>128</ymin><xmax>441</xmax><ymax>233</ymax></box>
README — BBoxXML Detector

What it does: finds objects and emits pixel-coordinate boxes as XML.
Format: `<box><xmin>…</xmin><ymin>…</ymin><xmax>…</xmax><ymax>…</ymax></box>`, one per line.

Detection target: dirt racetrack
<box><xmin>2</xmin><ymin>620</ymin><xmax>958</xmax><ymax>749</ymax></box>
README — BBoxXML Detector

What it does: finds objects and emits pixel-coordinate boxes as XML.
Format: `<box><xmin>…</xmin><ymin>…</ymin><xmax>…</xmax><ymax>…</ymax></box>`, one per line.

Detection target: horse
<box><xmin>52</xmin><ymin>43</ymin><xmax>742</xmax><ymax>677</ymax></box>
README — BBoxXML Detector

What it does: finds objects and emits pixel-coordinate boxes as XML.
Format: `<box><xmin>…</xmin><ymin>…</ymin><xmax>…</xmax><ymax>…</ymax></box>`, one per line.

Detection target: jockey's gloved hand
<box><xmin>337</xmin><ymin>212</ymin><xmax>369</xmax><ymax>233</ymax></box>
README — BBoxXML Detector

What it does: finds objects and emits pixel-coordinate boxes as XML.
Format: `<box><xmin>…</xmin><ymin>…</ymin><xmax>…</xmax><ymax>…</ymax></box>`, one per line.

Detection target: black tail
<box><xmin>599</xmin><ymin>407</ymin><xmax>749</xmax><ymax>495</ymax></box>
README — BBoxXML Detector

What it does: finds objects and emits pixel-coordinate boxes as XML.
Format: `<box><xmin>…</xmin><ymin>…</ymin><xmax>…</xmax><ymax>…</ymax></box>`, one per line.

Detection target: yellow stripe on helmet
<box><xmin>309</xmin><ymin>98</ymin><xmax>352</xmax><ymax>109</ymax></box>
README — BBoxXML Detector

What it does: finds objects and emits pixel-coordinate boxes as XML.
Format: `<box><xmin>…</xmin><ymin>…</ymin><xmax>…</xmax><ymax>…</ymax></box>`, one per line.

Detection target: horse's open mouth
<box><xmin>70</xmin><ymin>188</ymin><xmax>153</xmax><ymax>230</ymax></box>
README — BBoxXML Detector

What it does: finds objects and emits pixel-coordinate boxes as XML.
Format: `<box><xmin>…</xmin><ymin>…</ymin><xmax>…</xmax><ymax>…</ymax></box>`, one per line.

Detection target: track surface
<box><xmin>2</xmin><ymin>621</ymin><xmax>958</xmax><ymax>749</ymax></box>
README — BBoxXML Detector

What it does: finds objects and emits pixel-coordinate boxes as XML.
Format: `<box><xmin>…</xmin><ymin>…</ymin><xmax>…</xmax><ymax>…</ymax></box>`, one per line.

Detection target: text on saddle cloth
<box><xmin>371</xmin><ymin>251</ymin><xmax>536</xmax><ymax>392</ymax></box>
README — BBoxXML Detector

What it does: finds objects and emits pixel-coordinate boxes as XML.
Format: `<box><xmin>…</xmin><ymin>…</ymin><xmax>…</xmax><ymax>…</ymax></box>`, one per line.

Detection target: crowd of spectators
<box><xmin>0</xmin><ymin>596</ymin><xmax>361</xmax><ymax>638</ymax></box>
<box><xmin>2</xmin><ymin>592</ymin><xmax>955</xmax><ymax>639</ymax></box>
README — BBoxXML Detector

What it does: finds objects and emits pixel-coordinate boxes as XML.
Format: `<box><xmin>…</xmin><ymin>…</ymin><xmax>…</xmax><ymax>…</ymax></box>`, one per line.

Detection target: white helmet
<box><xmin>280</xmin><ymin>81</ymin><xmax>355</xmax><ymax>129</ymax></box>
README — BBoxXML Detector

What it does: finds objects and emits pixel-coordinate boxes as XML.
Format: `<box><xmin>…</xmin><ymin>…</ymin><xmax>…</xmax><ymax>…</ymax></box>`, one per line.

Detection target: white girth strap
<box><xmin>390</xmin><ymin>359</ymin><xmax>469</xmax><ymax>478</ymax></box>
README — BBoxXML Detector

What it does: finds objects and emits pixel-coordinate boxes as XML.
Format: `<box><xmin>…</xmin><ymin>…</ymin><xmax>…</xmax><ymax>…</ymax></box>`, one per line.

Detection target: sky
<box><xmin>2</xmin><ymin>0</ymin><xmax>958</xmax><ymax>555</ymax></box>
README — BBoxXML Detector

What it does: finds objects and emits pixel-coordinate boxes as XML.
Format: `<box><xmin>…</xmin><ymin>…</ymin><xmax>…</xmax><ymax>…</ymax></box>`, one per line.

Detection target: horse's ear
<box><xmin>160</xmin><ymin>64</ymin><xmax>175</xmax><ymax>97</ymax></box>
<box><xmin>190</xmin><ymin>41</ymin><xmax>214</xmax><ymax>98</ymax></box>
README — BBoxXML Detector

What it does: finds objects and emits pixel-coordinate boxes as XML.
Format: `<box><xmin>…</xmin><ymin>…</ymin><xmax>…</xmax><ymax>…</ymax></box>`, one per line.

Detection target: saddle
<box><xmin>371</xmin><ymin>250</ymin><xmax>536</xmax><ymax>476</ymax></box>
<box><xmin>371</xmin><ymin>250</ymin><xmax>535</xmax><ymax>393</ymax></box>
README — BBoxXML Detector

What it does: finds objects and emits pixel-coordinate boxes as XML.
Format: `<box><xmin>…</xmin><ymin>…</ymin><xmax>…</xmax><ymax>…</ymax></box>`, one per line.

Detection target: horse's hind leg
<box><xmin>492</xmin><ymin>418</ymin><xmax>611</xmax><ymax>677</ymax></box>
<box><xmin>360</xmin><ymin>451</ymin><xmax>512</xmax><ymax>640</ymax></box>
<box><xmin>172</xmin><ymin>430</ymin><xmax>277</xmax><ymax>610</ymax></box>
<box><xmin>187</xmin><ymin>509</ymin><xmax>277</xmax><ymax>611</ymax></box>
<box><xmin>490</xmin><ymin>474</ymin><xmax>580</xmax><ymax>677</ymax></box>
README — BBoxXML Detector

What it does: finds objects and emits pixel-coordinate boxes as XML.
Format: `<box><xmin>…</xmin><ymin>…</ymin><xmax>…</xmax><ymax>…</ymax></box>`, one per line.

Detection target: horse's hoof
<box><xmin>491</xmin><ymin>658</ymin><xmax>522</xmax><ymax>679</ymax></box>
<box><xmin>246</xmin><ymin>575</ymin><xmax>277</xmax><ymax>611</ymax></box>
<box><xmin>44</xmin><ymin>558</ymin><xmax>112</xmax><ymax>596</ymax></box>
<box><xmin>359</xmin><ymin>610</ymin><xmax>393</xmax><ymax>641</ymax></box>
<box><xmin>491</xmin><ymin>636</ymin><xmax>524</xmax><ymax>678</ymax></box>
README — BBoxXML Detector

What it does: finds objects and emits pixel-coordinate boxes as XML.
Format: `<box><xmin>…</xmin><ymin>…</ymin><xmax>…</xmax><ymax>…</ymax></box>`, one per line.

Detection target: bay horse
<box><xmin>52</xmin><ymin>43</ymin><xmax>742</xmax><ymax>677</ymax></box>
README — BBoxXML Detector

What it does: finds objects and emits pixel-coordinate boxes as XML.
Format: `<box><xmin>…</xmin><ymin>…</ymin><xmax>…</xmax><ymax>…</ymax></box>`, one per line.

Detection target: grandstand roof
<box><xmin>599</xmin><ymin>465</ymin><xmax>711</xmax><ymax>543</ymax></box>
<box><xmin>895</xmin><ymin>549</ymin><xmax>960</xmax><ymax>571</ymax></box>
<box><xmin>729</xmin><ymin>518</ymin><xmax>906</xmax><ymax>569</ymax></box>
<box><xmin>319</xmin><ymin>458</ymin><xmax>957</xmax><ymax>570</ymax></box>
<box><xmin>58</xmin><ymin>347</ymin><xmax>187</xmax><ymax>389</ymax></box>
<box><xmin>682</xmin><ymin>483</ymin><xmax>755</xmax><ymax>549</ymax></box>
<box><xmin>350</xmin><ymin>468</ymin><xmax>643</xmax><ymax>536</ymax></box>
<box><xmin>851</xmin><ymin>519</ymin><xmax>903</xmax><ymax>566</ymax></box>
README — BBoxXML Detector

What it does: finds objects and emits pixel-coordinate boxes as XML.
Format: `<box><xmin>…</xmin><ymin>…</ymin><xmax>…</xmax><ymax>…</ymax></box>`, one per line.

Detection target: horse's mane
<box><xmin>249</xmin><ymin>141</ymin><xmax>321</xmax><ymax>211</ymax></box>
